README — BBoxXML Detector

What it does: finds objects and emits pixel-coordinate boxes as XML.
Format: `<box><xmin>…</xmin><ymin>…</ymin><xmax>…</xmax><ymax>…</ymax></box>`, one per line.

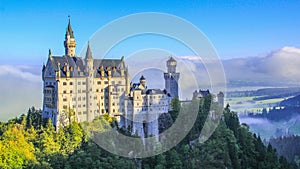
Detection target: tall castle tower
<box><xmin>64</xmin><ymin>17</ymin><xmax>76</xmax><ymax>57</ymax></box>
<box><xmin>42</xmin><ymin>18</ymin><xmax>131</xmax><ymax>129</ymax></box>
<box><xmin>164</xmin><ymin>57</ymin><xmax>180</xmax><ymax>98</ymax></box>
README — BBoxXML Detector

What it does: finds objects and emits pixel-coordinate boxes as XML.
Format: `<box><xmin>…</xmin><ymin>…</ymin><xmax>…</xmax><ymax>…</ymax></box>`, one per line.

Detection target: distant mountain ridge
<box><xmin>248</xmin><ymin>94</ymin><xmax>300</xmax><ymax>121</ymax></box>
<box><xmin>280</xmin><ymin>95</ymin><xmax>300</xmax><ymax>107</ymax></box>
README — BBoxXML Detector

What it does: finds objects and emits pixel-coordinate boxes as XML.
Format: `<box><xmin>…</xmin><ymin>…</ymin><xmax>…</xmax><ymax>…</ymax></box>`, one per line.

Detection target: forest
<box><xmin>268</xmin><ymin>136</ymin><xmax>300</xmax><ymax>164</ymax></box>
<box><xmin>0</xmin><ymin>95</ymin><xmax>298</xmax><ymax>169</ymax></box>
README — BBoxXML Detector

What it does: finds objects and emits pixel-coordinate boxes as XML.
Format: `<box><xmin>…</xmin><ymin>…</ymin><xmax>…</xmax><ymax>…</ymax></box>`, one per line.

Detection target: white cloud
<box><xmin>0</xmin><ymin>65</ymin><xmax>42</xmax><ymax>121</ymax></box>
<box><xmin>0</xmin><ymin>65</ymin><xmax>41</xmax><ymax>83</ymax></box>
<box><xmin>223</xmin><ymin>46</ymin><xmax>300</xmax><ymax>84</ymax></box>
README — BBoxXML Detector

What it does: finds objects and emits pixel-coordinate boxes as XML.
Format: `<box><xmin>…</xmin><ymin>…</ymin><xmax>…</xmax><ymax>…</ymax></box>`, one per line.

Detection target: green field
<box><xmin>226</xmin><ymin>96</ymin><xmax>287</xmax><ymax>114</ymax></box>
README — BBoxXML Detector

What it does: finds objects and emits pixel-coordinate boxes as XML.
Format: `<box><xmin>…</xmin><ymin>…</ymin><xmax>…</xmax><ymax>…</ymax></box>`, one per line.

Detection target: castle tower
<box><xmin>64</xmin><ymin>17</ymin><xmax>76</xmax><ymax>57</ymax></box>
<box><xmin>217</xmin><ymin>91</ymin><xmax>224</xmax><ymax>108</ymax></box>
<box><xmin>164</xmin><ymin>57</ymin><xmax>180</xmax><ymax>98</ymax></box>
<box><xmin>85</xmin><ymin>42</ymin><xmax>94</xmax><ymax>121</ymax></box>
<box><xmin>140</xmin><ymin>75</ymin><xmax>146</xmax><ymax>88</ymax></box>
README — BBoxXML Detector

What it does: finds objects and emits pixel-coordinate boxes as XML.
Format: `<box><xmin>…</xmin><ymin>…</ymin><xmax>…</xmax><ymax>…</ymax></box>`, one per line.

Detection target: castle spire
<box><xmin>66</xmin><ymin>16</ymin><xmax>74</xmax><ymax>38</ymax></box>
<box><xmin>48</xmin><ymin>49</ymin><xmax>52</xmax><ymax>59</ymax></box>
<box><xmin>64</xmin><ymin>16</ymin><xmax>76</xmax><ymax>57</ymax></box>
<box><xmin>85</xmin><ymin>41</ymin><xmax>93</xmax><ymax>60</ymax></box>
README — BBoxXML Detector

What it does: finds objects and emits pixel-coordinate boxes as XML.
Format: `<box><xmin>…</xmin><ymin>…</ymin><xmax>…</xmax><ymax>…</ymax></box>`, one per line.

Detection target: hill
<box><xmin>0</xmin><ymin>97</ymin><xmax>297</xmax><ymax>169</ymax></box>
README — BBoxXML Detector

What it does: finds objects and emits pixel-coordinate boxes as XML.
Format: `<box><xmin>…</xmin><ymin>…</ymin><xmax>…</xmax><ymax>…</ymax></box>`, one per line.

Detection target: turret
<box><xmin>164</xmin><ymin>56</ymin><xmax>180</xmax><ymax>98</ymax></box>
<box><xmin>140</xmin><ymin>75</ymin><xmax>146</xmax><ymax>87</ymax></box>
<box><xmin>85</xmin><ymin>41</ymin><xmax>93</xmax><ymax>73</ymax></box>
<box><xmin>217</xmin><ymin>92</ymin><xmax>224</xmax><ymax>108</ymax></box>
<box><xmin>64</xmin><ymin>17</ymin><xmax>76</xmax><ymax>57</ymax></box>
<box><xmin>167</xmin><ymin>56</ymin><xmax>177</xmax><ymax>73</ymax></box>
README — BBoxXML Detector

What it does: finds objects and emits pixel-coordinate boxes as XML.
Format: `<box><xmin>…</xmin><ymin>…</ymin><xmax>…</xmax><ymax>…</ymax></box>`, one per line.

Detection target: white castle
<box><xmin>42</xmin><ymin>19</ymin><xmax>180</xmax><ymax>136</ymax></box>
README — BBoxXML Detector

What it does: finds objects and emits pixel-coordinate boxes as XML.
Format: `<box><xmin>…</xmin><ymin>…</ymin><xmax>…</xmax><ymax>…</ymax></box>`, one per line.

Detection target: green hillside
<box><xmin>0</xmin><ymin>96</ymin><xmax>297</xmax><ymax>169</ymax></box>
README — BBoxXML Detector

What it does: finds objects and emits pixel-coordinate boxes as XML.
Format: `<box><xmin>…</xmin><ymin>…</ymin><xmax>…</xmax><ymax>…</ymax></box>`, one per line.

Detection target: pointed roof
<box><xmin>167</xmin><ymin>56</ymin><xmax>176</xmax><ymax>62</ymax></box>
<box><xmin>66</xmin><ymin>17</ymin><xmax>75</xmax><ymax>38</ymax></box>
<box><xmin>48</xmin><ymin>49</ymin><xmax>52</xmax><ymax>59</ymax></box>
<box><xmin>85</xmin><ymin>41</ymin><xmax>93</xmax><ymax>60</ymax></box>
<box><xmin>140</xmin><ymin>75</ymin><xmax>146</xmax><ymax>80</ymax></box>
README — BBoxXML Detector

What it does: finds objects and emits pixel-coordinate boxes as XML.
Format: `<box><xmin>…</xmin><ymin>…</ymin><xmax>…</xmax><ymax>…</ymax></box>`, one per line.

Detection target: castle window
<box><xmin>78</xmin><ymin>82</ymin><xmax>81</xmax><ymax>85</ymax></box>
<box><xmin>63</xmin><ymin>90</ymin><xmax>66</xmax><ymax>94</ymax></box>
<box><xmin>101</xmin><ymin>89</ymin><xmax>103</xmax><ymax>92</ymax></box>
<box><xmin>112</xmin><ymin>81</ymin><xmax>115</xmax><ymax>85</ymax></box>
<box><xmin>82</xmin><ymin>82</ymin><xmax>86</xmax><ymax>85</ymax></box>
<box><xmin>78</xmin><ymin>105</ymin><xmax>81</xmax><ymax>108</ymax></box>
<box><xmin>70</xmin><ymin>90</ymin><xmax>72</xmax><ymax>93</ymax></box>
<box><xmin>78</xmin><ymin>112</ymin><xmax>81</xmax><ymax>115</ymax></box>
<box><xmin>104</xmin><ymin>81</ymin><xmax>108</xmax><ymax>85</ymax></box>
<box><xmin>97</xmin><ymin>81</ymin><xmax>101</xmax><ymax>85</ymax></box>
<box><xmin>70</xmin><ymin>82</ymin><xmax>73</xmax><ymax>85</ymax></box>
<box><xmin>119</xmin><ymin>81</ymin><xmax>122</xmax><ymax>84</ymax></box>
<box><xmin>83</xmin><ymin>104</ymin><xmax>85</xmax><ymax>107</ymax></box>
<box><xmin>63</xmin><ymin>105</ymin><xmax>67</xmax><ymax>109</ymax></box>
<box><xmin>83</xmin><ymin>97</ymin><xmax>85</xmax><ymax>101</ymax></box>
<box><xmin>63</xmin><ymin>82</ymin><xmax>67</xmax><ymax>86</ymax></box>
<box><xmin>102</xmin><ymin>109</ymin><xmax>104</xmax><ymax>114</ymax></box>
<box><xmin>83</xmin><ymin>111</ymin><xmax>87</xmax><ymax>114</ymax></box>
<box><xmin>72</xmin><ymin>98</ymin><xmax>76</xmax><ymax>101</ymax></box>
<box><xmin>96</xmin><ymin>89</ymin><xmax>99</xmax><ymax>92</ymax></box>
<box><xmin>112</xmin><ymin>103</ymin><xmax>115</xmax><ymax>106</ymax></box>
<box><xmin>113</xmin><ymin>109</ymin><xmax>115</xmax><ymax>113</ymax></box>
<box><xmin>63</xmin><ymin>98</ymin><xmax>67</xmax><ymax>102</ymax></box>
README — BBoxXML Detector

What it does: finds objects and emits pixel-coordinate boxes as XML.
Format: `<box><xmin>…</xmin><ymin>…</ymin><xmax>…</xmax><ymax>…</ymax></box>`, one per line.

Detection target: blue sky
<box><xmin>0</xmin><ymin>0</ymin><xmax>300</xmax><ymax>65</ymax></box>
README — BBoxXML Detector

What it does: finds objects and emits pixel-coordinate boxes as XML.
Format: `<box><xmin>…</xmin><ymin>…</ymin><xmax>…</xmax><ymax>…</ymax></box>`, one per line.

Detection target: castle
<box><xmin>42</xmin><ymin>19</ymin><xmax>180</xmax><ymax>135</ymax></box>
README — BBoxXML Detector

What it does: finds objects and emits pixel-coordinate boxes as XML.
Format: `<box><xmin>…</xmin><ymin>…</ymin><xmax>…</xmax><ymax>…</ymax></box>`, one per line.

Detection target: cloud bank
<box><xmin>181</xmin><ymin>46</ymin><xmax>300</xmax><ymax>87</ymax></box>
<box><xmin>0</xmin><ymin>65</ymin><xmax>42</xmax><ymax>121</ymax></box>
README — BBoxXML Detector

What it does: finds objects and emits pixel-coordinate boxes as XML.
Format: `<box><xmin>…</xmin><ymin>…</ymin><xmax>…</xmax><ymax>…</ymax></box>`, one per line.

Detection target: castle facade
<box><xmin>42</xmin><ymin>19</ymin><xmax>179</xmax><ymax>133</ymax></box>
